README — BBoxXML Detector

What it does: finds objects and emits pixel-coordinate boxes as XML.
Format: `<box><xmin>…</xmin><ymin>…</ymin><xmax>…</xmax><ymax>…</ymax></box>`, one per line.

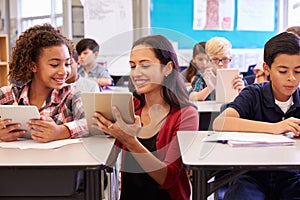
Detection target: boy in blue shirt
<box><xmin>213</xmin><ymin>32</ymin><xmax>300</xmax><ymax>199</ymax></box>
<box><xmin>76</xmin><ymin>38</ymin><xmax>113</xmax><ymax>88</ymax></box>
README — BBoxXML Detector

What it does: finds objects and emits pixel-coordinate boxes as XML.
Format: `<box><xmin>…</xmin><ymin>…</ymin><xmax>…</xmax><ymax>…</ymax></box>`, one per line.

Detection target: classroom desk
<box><xmin>191</xmin><ymin>101</ymin><xmax>223</xmax><ymax>130</ymax></box>
<box><xmin>0</xmin><ymin>135</ymin><xmax>115</xmax><ymax>200</ymax></box>
<box><xmin>177</xmin><ymin>131</ymin><xmax>300</xmax><ymax>200</ymax></box>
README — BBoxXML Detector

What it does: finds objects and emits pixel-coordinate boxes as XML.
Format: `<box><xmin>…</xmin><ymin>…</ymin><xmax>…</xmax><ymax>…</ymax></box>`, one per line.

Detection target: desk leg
<box><xmin>85</xmin><ymin>167</ymin><xmax>101</xmax><ymax>200</ymax></box>
<box><xmin>192</xmin><ymin>170</ymin><xmax>207</xmax><ymax>200</ymax></box>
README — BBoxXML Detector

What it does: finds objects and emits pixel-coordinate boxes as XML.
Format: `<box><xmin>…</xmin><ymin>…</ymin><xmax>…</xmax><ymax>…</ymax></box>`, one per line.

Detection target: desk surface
<box><xmin>191</xmin><ymin>101</ymin><xmax>223</xmax><ymax>112</ymax></box>
<box><xmin>178</xmin><ymin>131</ymin><xmax>300</xmax><ymax>168</ymax></box>
<box><xmin>0</xmin><ymin>135</ymin><xmax>115</xmax><ymax>167</ymax></box>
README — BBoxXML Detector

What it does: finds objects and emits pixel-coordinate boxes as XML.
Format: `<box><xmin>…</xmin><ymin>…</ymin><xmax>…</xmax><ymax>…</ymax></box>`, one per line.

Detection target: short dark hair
<box><xmin>264</xmin><ymin>32</ymin><xmax>300</xmax><ymax>67</ymax></box>
<box><xmin>76</xmin><ymin>38</ymin><xmax>99</xmax><ymax>55</ymax></box>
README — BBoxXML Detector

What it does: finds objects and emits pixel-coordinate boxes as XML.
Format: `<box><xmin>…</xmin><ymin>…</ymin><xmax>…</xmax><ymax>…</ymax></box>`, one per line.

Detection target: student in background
<box><xmin>213</xmin><ymin>32</ymin><xmax>300</xmax><ymax>199</ymax></box>
<box><xmin>76</xmin><ymin>38</ymin><xmax>113</xmax><ymax>88</ymax></box>
<box><xmin>93</xmin><ymin>35</ymin><xmax>199</xmax><ymax>200</ymax></box>
<box><xmin>286</xmin><ymin>25</ymin><xmax>300</xmax><ymax>37</ymax></box>
<box><xmin>189</xmin><ymin>36</ymin><xmax>245</xmax><ymax>101</ymax></box>
<box><xmin>66</xmin><ymin>51</ymin><xmax>101</xmax><ymax>92</ymax></box>
<box><xmin>0</xmin><ymin>23</ymin><xmax>88</xmax><ymax>142</ymax></box>
<box><xmin>181</xmin><ymin>42</ymin><xmax>208</xmax><ymax>86</ymax></box>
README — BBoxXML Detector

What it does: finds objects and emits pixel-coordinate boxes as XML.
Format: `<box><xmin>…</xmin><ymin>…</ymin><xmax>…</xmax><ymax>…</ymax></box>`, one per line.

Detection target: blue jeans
<box><xmin>224</xmin><ymin>171</ymin><xmax>300</xmax><ymax>200</ymax></box>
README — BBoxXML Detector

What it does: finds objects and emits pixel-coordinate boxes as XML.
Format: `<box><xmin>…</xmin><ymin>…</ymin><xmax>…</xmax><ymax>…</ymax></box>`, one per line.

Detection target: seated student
<box><xmin>76</xmin><ymin>38</ymin><xmax>113</xmax><ymax>88</ymax></box>
<box><xmin>92</xmin><ymin>34</ymin><xmax>199</xmax><ymax>200</ymax></box>
<box><xmin>286</xmin><ymin>25</ymin><xmax>300</xmax><ymax>37</ymax></box>
<box><xmin>0</xmin><ymin>23</ymin><xmax>88</xmax><ymax>142</ymax></box>
<box><xmin>189</xmin><ymin>37</ymin><xmax>245</xmax><ymax>101</ymax></box>
<box><xmin>213</xmin><ymin>32</ymin><xmax>300</xmax><ymax>199</ymax></box>
<box><xmin>181</xmin><ymin>42</ymin><xmax>208</xmax><ymax>86</ymax></box>
<box><xmin>66</xmin><ymin>51</ymin><xmax>101</xmax><ymax>92</ymax></box>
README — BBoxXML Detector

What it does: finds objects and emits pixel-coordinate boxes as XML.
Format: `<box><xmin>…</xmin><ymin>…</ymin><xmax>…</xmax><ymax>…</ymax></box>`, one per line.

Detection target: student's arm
<box><xmin>213</xmin><ymin>107</ymin><xmax>300</xmax><ymax>135</ymax></box>
<box><xmin>189</xmin><ymin>87</ymin><xmax>211</xmax><ymax>101</ymax></box>
<box><xmin>97</xmin><ymin>77</ymin><xmax>112</xmax><ymax>87</ymax></box>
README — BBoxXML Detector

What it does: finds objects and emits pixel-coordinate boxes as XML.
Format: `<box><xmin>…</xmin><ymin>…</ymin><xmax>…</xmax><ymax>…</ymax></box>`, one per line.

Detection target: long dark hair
<box><xmin>185</xmin><ymin>42</ymin><xmax>206</xmax><ymax>82</ymax></box>
<box><xmin>128</xmin><ymin>35</ymin><xmax>194</xmax><ymax>110</ymax></box>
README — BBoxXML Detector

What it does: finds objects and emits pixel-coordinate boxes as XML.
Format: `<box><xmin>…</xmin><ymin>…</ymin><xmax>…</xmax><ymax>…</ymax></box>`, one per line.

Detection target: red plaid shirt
<box><xmin>0</xmin><ymin>82</ymin><xmax>88</xmax><ymax>138</ymax></box>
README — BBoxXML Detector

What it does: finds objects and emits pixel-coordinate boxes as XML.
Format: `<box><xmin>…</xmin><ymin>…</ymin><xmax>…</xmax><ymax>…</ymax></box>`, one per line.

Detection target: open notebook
<box><xmin>203</xmin><ymin>132</ymin><xmax>296</xmax><ymax>147</ymax></box>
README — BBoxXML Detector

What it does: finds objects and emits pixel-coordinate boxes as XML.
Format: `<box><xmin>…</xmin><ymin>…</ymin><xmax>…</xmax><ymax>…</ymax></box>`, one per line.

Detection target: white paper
<box><xmin>237</xmin><ymin>0</ymin><xmax>274</xmax><ymax>31</ymax></box>
<box><xmin>203</xmin><ymin>132</ymin><xmax>295</xmax><ymax>143</ymax></box>
<box><xmin>0</xmin><ymin>138</ymin><xmax>82</xmax><ymax>149</ymax></box>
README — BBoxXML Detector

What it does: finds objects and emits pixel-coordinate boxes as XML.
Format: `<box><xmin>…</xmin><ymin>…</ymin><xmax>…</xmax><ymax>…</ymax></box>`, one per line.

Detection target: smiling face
<box><xmin>129</xmin><ymin>45</ymin><xmax>171</xmax><ymax>95</ymax></box>
<box><xmin>31</xmin><ymin>45</ymin><xmax>71</xmax><ymax>90</ymax></box>
<box><xmin>264</xmin><ymin>53</ymin><xmax>300</xmax><ymax>101</ymax></box>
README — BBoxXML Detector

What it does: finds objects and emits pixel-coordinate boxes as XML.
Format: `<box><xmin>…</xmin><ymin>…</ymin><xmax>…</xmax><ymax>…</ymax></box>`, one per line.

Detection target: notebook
<box><xmin>215</xmin><ymin>68</ymin><xmax>239</xmax><ymax>103</ymax></box>
<box><xmin>203</xmin><ymin>132</ymin><xmax>296</xmax><ymax>147</ymax></box>
<box><xmin>81</xmin><ymin>92</ymin><xmax>135</xmax><ymax>136</ymax></box>
<box><xmin>0</xmin><ymin>105</ymin><xmax>40</xmax><ymax>138</ymax></box>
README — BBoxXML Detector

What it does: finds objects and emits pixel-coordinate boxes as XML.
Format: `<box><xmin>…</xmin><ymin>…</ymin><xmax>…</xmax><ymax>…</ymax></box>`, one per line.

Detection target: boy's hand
<box><xmin>273</xmin><ymin>117</ymin><xmax>300</xmax><ymax>136</ymax></box>
<box><xmin>204</xmin><ymin>68</ymin><xmax>216</xmax><ymax>92</ymax></box>
<box><xmin>232</xmin><ymin>75</ymin><xmax>245</xmax><ymax>93</ymax></box>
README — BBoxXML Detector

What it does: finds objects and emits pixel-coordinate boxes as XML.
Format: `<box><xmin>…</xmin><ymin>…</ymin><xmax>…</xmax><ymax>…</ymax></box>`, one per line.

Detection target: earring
<box><xmin>165</xmin><ymin>74</ymin><xmax>168</xmax><ymax>77</ymax></box>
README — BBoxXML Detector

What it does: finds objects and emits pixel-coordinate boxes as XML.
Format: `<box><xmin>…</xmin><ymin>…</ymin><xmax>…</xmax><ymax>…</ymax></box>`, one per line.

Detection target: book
<box><xmin>203</xmin><ymin>132</ymin><xmax>296</xmax><ymax>147</ymax></box>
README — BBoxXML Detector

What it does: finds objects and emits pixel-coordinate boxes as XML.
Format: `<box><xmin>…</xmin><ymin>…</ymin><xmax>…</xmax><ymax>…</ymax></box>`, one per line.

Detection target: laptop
<box><xmin>215</xmin><ymin>68</ymin><xmax>240</xmax><ymax>103</ymax></box>
<box><xmin>81</xmin><ymin>92</ymin><xmax>135</xmax><ymax>136</ymax></box>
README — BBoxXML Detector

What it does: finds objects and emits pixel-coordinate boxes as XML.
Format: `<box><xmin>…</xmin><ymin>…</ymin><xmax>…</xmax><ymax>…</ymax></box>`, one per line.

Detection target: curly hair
<box><xmin>9</xmin><ymin>23</ymin><xmax>74</xmax><ymax>85</ymax></box>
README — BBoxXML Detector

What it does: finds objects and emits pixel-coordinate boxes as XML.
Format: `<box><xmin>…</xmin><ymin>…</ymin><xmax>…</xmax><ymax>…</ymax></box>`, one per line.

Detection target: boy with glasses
<box><xmin>189</xmin><ymin>37</ymin><xmax>245</xmax><ymax>101</ymax></box>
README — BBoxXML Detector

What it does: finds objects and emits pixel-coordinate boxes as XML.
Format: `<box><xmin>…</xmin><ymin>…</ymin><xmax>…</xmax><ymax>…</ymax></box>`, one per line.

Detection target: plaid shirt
<box><xmin>191</xmin><ymin>71</ymin><xmax>215</xmax><ymax>101</ymax></box>
<box><xmin>0</xmin><ymin>82</ymin><xmax>88</xmax><ymax>138</ymax></box>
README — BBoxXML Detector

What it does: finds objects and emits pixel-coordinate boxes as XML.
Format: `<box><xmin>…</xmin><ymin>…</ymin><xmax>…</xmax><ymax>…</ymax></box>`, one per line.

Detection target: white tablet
<box><xmin>0</xmin><ymin>105</ymin><xmax>40</xmax><ymax>138</ymax></box>
<box><xmin>216</xmin><ymin>68</ymin><xmax>240</xmax><ymax>103</ymax></box>
<box><xmin>81</xmin><ymin>92</ymin><xmax>135</xmax><ymax>136</ymax></box>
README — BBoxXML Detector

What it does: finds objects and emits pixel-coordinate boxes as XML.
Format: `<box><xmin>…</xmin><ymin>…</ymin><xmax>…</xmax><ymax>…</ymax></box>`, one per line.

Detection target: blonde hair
<box><xmin>205</xmin><ymin>37</ymin><xmax>232</xmax><ymax>58</ymax></box>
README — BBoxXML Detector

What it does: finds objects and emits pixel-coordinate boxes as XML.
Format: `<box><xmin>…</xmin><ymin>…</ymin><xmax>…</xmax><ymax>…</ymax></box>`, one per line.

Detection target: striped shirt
<box><xmin>0</xmin><ymin>82</ymin><xmax>88</xmax><ymax>138</ymax></box>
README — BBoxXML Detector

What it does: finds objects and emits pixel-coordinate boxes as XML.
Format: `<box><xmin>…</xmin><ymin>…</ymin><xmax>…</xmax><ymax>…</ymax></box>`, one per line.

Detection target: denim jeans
<box><xmin>224</xmin><ymin>170</ymin><xmax>300</xmax><ymax>200</ymax></box>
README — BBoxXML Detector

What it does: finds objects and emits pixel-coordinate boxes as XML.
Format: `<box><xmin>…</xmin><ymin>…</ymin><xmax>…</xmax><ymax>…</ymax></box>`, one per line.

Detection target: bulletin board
<box><xmin>150</xmin><ymin>0</ymin><xmax>278</xmax><ymax>49</ymax></box>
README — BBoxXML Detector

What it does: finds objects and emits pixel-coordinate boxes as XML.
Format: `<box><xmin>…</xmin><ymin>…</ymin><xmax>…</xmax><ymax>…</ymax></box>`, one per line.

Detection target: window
<box><xmin>19</xmin><ymin>0</ymin><xmax>63</xmax><ymax>32</ymax></box>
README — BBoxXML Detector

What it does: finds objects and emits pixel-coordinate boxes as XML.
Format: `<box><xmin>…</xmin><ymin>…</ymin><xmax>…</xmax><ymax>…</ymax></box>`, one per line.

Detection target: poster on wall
<box><xmin>83</xmin><ymin>0</ymin><xmax>133</xmax><ymax>55</ymax></box>
<box><xmin>236</xmin><ymin>0</ymin><xmax>274</xmax><ymax>31</ymax></box>
<box><xmin>193</xmin><ymin>0</ymin><xmax>235</xmax><ymax>31</ymax></box>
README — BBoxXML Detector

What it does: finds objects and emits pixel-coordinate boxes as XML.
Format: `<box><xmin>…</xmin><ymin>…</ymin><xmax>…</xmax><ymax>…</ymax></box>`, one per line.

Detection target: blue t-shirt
<box><xmin>227</xmin><ymin>81</ymin><xmax>300</xmax><ymax>122</ymax></box>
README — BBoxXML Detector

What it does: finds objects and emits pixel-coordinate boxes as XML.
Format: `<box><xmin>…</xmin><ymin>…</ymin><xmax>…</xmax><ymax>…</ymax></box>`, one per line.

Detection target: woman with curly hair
<box><xmin>0</xmin><ymin>23</ymin><xmax>88</xmax><ymax>142</ymax></box>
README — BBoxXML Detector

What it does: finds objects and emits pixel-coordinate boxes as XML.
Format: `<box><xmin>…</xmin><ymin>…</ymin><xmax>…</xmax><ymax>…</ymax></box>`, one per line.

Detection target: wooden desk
<box><xmin>191</xmin><ymin>101</ymin><xmax>223</xmax><ymax>130</ymax></box>
<box><xmin>177</xmin><ymin>131</ymin><xmax>300</xmax><ymax>200</ymax></box>
<box><xmin>0</xmin><ymin>135</ymin><xmax>115</xmax><ymax>199</ymax></box>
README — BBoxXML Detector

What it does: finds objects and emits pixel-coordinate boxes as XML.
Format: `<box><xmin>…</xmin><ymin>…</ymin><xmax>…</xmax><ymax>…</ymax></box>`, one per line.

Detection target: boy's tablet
<box><xmin>216</xmin><ymin>68</ymin><xmax>240</xmax><ymax>103</ymax></box>
<box><xmin>0</xmin><ymin>105</ymin><xmax>40</xmax><ymax>138</ymax></box>
<box><xmin>81</xmin><ymin>92</ymin><xmax>135</xmax><ymax>136</ymax></box>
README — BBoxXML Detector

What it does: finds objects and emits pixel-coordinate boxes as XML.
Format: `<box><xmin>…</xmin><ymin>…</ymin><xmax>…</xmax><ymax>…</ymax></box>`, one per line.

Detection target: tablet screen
<box><xmin>0</xmin><ymin>105</ymin><xmax>40</xmax><ymax>138</ymax></box>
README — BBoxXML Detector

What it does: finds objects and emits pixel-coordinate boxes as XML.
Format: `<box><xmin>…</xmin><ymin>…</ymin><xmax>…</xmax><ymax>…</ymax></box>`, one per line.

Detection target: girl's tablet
<box><xmin>81</xmin><ymin>92</ymin><xmax>135</xmax><ymax>136</ymax></box>
<box><xmin>0</xmin><ymin>105</ymin><xmax>40</xmax><ymax>138</ymax></box>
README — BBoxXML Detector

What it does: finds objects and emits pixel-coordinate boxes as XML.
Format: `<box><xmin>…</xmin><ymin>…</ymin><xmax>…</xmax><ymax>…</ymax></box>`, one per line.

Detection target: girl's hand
<box><xmin>272</xmin><ymin>117</ymin><xmax>300</xmax><ymax>136</ymax></box>
<box><xmin>232</xmin><ymin>75</ymin><xmax>245</xmax><ymax>93</ymax></box>
<box><xmin>0</xmin><ymin>118</ymin><xmax>25</xmax><ymax>141</ymax></box>
<box><xmin>27</xmin><ymin>116</ymin><xmax>70</xmax><ymax>142</ymax></box>
<box><xmin>204</xmin><ymin>68</ymin><xmax>217</xmax><ymax>92</ymax></box>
